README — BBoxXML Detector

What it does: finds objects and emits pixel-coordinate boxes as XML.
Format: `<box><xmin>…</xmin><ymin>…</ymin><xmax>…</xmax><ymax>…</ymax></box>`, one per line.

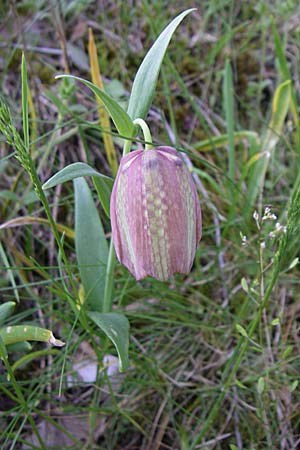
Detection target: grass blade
<box><xmin>272</xmin><ymin>19</ymin><xmax>300</xmax><ymax>150</ymax></box>
<box><xmin>195</xmin><ymin>131</ymin><xmax>259</xmax><ymax>152</ymax></box>
<box><xmin>21</xmin><ymin>53</ymin><xmax>29</xmax><ymax>152</ymax></box>
<box><xmin>247</xmin><ymin>80</ymin><xmax>291</xmax><ymax>208</ymax></box>
<box><xmin>223</xmin><ymin>59</ymin><xmax>235</xmax><ymax>201</ymax></box>
<box><xmin>0</xmin><ymin>241</ymin><xmax>20</xmax><ymax>303</ymax></box>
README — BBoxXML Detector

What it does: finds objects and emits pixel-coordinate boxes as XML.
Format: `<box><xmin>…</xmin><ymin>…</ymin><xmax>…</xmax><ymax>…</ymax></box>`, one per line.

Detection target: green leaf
<box><xmin>55</xmin><ymin>74</ymin><xmax>135</xmax><ymax>138</ymax></box>
<box><xmin>223</xmin><ymin>59</ymin><xmax>235</xmax><ymax>198</ymax></box>
<box><xmin>0</xmin><ymin>325</ymin><xmax>64</xmax><ymax>346</ymax></box>
<box><xmin>88</xmin><ymin>311</ymin><xmax>129</xmax><ymax>372</ymax></box>
<box><xmin>290</xmin><ymin>380</ymin><xmax>298</xmax><ymax>392</ymax></box>
<box><xmin>21</xmin><ymin>53</ymin><xmax>29</xmax><ymax>151</ymax></box>
<box><xmin>127</xmin><ymin>8</ymin><xmax>196</xmax><ymax>120</ymax></box>
<box><xmin>74</xmin><ymin>177</ymin><xmax>108</xmax><ymax>310</ymax></box>
<box><xmin>257</xmin><ymin>376</ymin><xmax>265</xmax><ymax>394</ymax></box>
<box><xmin>194</xmin><ymin>130</ymin><xmax>259</xmax><ymax>152</ymax></box>
<box><xmin>0</xmin><ymin>302</ymin><xmax>16</xmax><ymax>326</ymax></box>
<box><xmin>43</xmin><ymin>162</ymin><xmax>113</xmax><ymax>218</ymax></box>
<box><xmin>6</xmin><ymin>342</ymin><xmax>32</xmax><ymax>353</ymax></box>
<box><xmin>241</xmin><ymin>278</ymin><xmax>248</xmax><ymax>293</ymax></box>
<box><xmin>247</xmin><ymin>80</ymin><xmax>291</xmax><ymax>206</ymax></box>
<box><xmin>43</xmin><ymin>162</ymin><xmax>113</xmax><ymax>189</ymax></box>
<box><xmin>272</xmin><ymin>20</ymin><xmax>300</xmax><ymax>145</ymax></box>
<box><xmin>271</xmin><ymin>318</ymin><xmax>280</xmax><ymax>326</ymax></box>
<box><xmin>236</xmin><ymin>323</ymin><xmax>248</xmax><ymax>338</ymax></box>
<box><xmin>93</xmin><ymin>176</ymin><xmax>112</xmax><ymax>218</ymax></box>
<box><xmin>0</xmin><ymin>241</ymin><xmax>19</xmax><ymax>303</ymax></box>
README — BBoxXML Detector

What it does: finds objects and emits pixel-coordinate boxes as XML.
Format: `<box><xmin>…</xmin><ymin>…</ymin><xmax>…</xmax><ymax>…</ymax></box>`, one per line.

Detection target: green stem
<box><xmin>133</xmin><ymin>118</ymin><xmax>153</xmax><ymax>150</ymax></box>
<box><xmin>102</xmin><ymin>239</ymin><xmax>116</xmax><ymax>313</ymax></box>
<box><xmin>123</xmin><ymin>137</ymin><xmax>132</xmax><ymax>156</ymax></box>
<box><xmin>190</xmin><ymin>267</ymin><xmax>278</xmax><ymax>449</ymax></box>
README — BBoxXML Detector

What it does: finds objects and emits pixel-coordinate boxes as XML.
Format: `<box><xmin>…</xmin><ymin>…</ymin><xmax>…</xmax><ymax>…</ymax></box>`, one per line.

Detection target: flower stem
<box><xmin>102</xmin><ymin>238</ymin><xmax>116</xmax><ymax>313</ymax></box>
<box><xmin>133</xmin><ymin>118</ymin><xmax>153</xmax><ymax>150</ymax></box>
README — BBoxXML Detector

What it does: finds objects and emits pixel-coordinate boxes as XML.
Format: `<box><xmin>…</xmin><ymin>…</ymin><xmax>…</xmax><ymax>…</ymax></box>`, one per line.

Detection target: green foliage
<box><xmin>127</xmin><ymin>8</ymin><xmax>196</xmax><ymax>120</ymax></box>
<box><xmin>55</xmin><ymin>74</ymin><xmax>135</xmax><ymax>139</ymax></box>
<box><xmin>43</xmin><ymin>162</ymin><xmax>113</xmax><ymax>217</ymax></box>
<box><xmin>74</xmin><ymin>177</ymin><xmax>108</xmax><ymax>311</ymax></box>
<box><xmin>88</xmin><ymin>311</ymin><xmax>129</xmax><ymax>372</ymax></box>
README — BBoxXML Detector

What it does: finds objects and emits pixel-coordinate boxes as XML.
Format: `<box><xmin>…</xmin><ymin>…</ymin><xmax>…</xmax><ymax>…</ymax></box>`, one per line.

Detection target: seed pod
<box><xmin>110</xmin><ymin>146</ymin><xmax>202</xmax><ymax>281</ymax></box>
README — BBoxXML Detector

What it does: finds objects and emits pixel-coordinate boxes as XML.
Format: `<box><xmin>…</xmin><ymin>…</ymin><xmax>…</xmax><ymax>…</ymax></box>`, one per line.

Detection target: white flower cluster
<box><xmin>269</xmin><ymin>222</ymin><xmax>287</xmax><ymax>239</ymax></box>
<box><xmin>262</xmin><ymin>206</ymin><xmax>277</xmax><ymax>221</ymax></box>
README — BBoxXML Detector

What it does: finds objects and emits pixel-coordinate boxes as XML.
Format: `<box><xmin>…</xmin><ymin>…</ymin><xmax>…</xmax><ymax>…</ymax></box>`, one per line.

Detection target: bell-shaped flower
<box><xmin>110</xmin><ymin>146</ymin><xmax>202</xmax><ymax>281</ymax></box>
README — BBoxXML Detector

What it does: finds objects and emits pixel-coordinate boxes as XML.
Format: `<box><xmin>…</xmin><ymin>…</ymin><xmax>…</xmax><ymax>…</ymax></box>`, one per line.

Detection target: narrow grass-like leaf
<box><xmin>0</xmin><ymin>241</ymin><xmax>19</xmax><ymax>303</ymax></box>
<box><xmin>223</xmin><ymin>59</ymin><xmax>235</xmax><ymax>202</ymax></box>
<box><xmin>0</xmin><ymin>216</ymin><xmax>75</xmax><ymax>239</ymax></box>
<box><xmin>127</xmin><ymin>8</ymin><xmax>196</xmax><ymax>120</ymax></box>
<box><xmin>0</xmin><ymin>325</ymin><xmax>65</xmax><ymax>346</ymax></box>
<box><xmin>195</xmin><ymin>131</ymin><xmax>259</xmax><ymax>152</ymax></box>
<box><xmin>43</xmin><ymin>162</ymin><xmax>113</xmax><ymax>218</ymax></box>
<box><xmin>21</xmin><ymin>53</ymin><xmax>29</xmax><ymax>151</ymax></box>
<box><xmin>27</xmin><ymin>79</ymin><xmax>37</xmax><ymax>155</ymax></box>
<box><xmin>88</xmin><ymin>311</ymin><xmax>129</xmax><ymax>372</ymax></box>
<box><xmin>0</xmin><ymin>302</ymin><xmax>16</xmax><ymax>326</ymax></box>
<box><xmin>272</xmin><ymin>20</ymin><xmax>300</xmax><ymax>148</ymax></box>
<box><xmin>88</xmin><ymin>28</ymin><xmax>118</xmax><ymax>176</ymax></box>
<box><xmin>12</xmin><ymin>348</ymin><xmax>59</xmax><ymax>372</ymax></box>
<box><xmin>74</xmin><ymin>177</ymin><xmax>108</xmax><ymax>311</ymax></box>
<box><xmin>247</xmin><ymin>80</ymin><xmax>291</xmax><ymax>207</ymax></box>
<box><xmin>56</xmin><ymin>74</ymin><xmax>135</xmax><ymax>138</ymax></box>
<box><xmin>206</xmin><ymin>24</ymin><xmax>245</xmax><ymax>67</ymax></box>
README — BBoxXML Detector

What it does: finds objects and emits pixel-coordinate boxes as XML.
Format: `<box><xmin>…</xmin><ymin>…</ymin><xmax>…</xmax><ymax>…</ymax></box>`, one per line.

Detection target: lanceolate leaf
<box><xmin>127</xmin><ymin>9</ymin><xmax>196</xmax><ymax>120</ymax></box>
<box><xmin>88</xmin><ymin>311</ymin><xmax>129</xmax><ymax>372</ymax></box>
<box><xmin>56</xmin><ymin>74</ymin><xmax>135</xmax><ymax>138</ymax></box>
<box><xmin>42</xmin><ymin>162</ymin><xmax>112</xmax><ymax>190</ymax></box>
<box><xmin>43</xmin><ymin>162</ymin><xmax>113</xmax><ymax>218</ymax></box>
<box><xmin>74</xmin><ymin>177</ymin><xmax>108</xmax><ymax>311</ymax></box>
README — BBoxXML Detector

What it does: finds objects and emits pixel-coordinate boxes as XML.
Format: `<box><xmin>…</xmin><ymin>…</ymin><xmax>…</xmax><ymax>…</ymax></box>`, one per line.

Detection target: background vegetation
<box><xmin>1</xmin><ymin>1</ymin><xmax>300</xmax><ymax>449</ymax></box>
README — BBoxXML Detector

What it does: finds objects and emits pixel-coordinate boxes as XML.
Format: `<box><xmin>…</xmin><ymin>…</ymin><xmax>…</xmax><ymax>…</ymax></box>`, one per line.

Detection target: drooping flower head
<box><xmin>110</xmin><ymin>146</ymin><xmax>202</xmax><ymax>281</ymax></box>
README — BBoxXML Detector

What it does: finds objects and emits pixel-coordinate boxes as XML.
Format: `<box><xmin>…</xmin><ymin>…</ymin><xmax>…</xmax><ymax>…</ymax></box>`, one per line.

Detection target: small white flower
<box><xmin>260</xmin><ymin>241</ymin><xmax>266</xmax><ymax>249</ymax></box>
<box><xmin>241</xmin><ymin>235</ymin><xmax>248</xmax><ymax>246</ymax></box>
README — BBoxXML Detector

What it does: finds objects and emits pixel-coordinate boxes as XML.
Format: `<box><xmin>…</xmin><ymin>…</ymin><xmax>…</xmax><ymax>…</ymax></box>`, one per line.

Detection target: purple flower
<box><xmin>110</xmin><ymin>146</ymin><xmax>202</xmax><ymax>281</ymax></box>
